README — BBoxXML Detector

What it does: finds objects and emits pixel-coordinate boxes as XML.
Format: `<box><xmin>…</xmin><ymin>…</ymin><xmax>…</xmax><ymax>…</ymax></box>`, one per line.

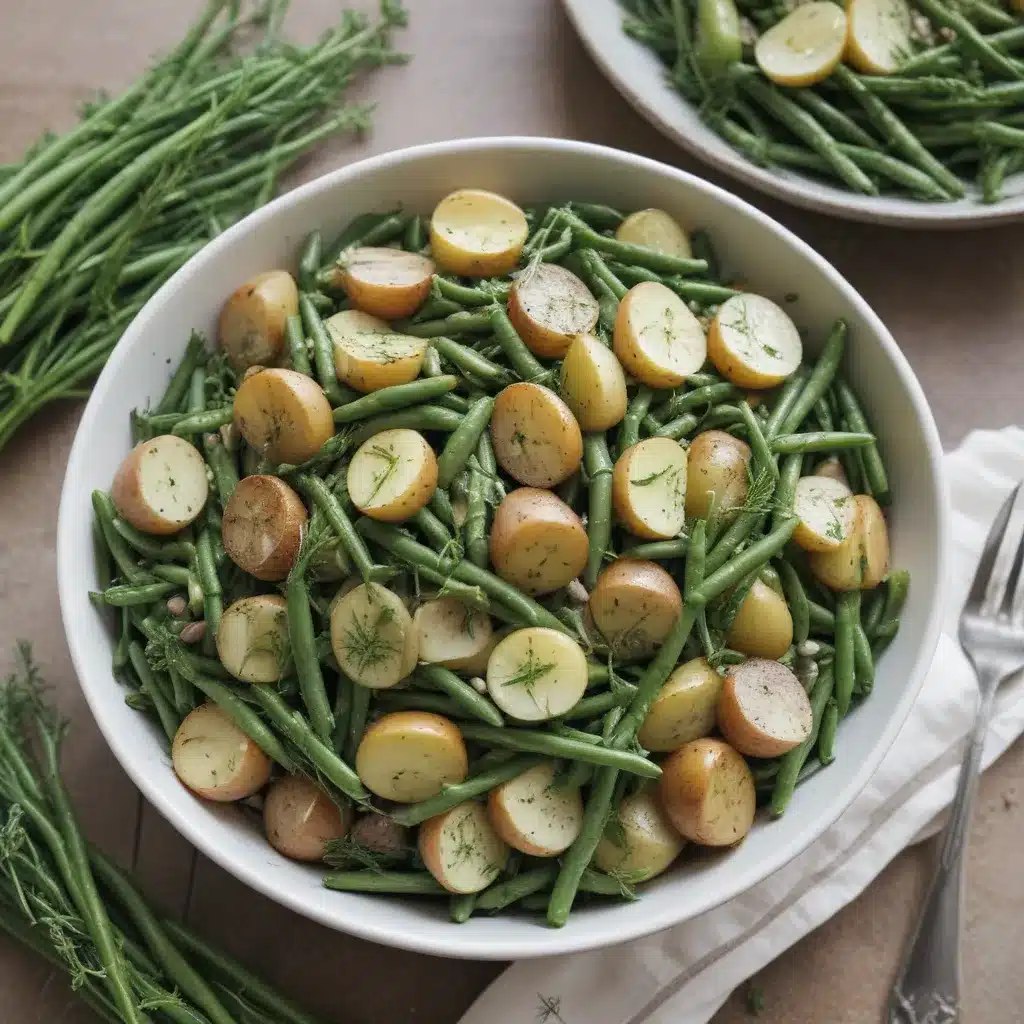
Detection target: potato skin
<box><xmin>264</xmin><ymin>775</ymin><xmax>351</xmax><ymax>862</ymax></box>
<box><xmin>685</xmin><ymin>430</ymin><xmax>751</xmax><ymax>520</ymax></box>
<box><xmin>615</xmin><ymin>208</ymin><xmax>691</xmax><ymax>257</ymax></box>
<box><xmin>810</xmin><ymin>494</ymin><xmax>890</xmax><ymax>591</ymax></box>
<box><xmin>659</xmin><ymin>738</ymin><xmax>756</xmax><ymax>846</ymax></box>
<box><xmin>489</xmin><ymin>488</ymin><xmax>589</xmax><ymax>595</ymax></box>
<box><xmin>218</xmin><ymin>270</ymin><xmax>298</xmax><ymax>372</ymax></box>
<box><xmin>418</xmin><ymin>801</ymin><xmax>509</xmax><ymax>893</ymax></box>
<box><xmin>594</xmin><ymin>785</ymin><xmax>685</xmax><ymax>881</ymax></box>
<box><xmin>611</xmin><ymin>437</ymin><xmax>688</xmax><ymax>541</ymax></box>
<box><xmin>429</xmin><ymin>189</ymin><xmax>529</xmax><ymax>277</ymax></box>
<box><xmin>559</xmin><ymin>333</ymin><xmax>628</xmax><ymax>431</ymax></box>
<box><xmin>508</xmin><ymin>263</ymin><xmax>600</xmax><ymax>358</ymax></box>
<box><xmin>637</xmin><ymin>657</ymin><xmax>724</xmax><ymax>752</ymax></box>
<box><xmin>111</xmin><ymin>435</ymin><xmax>209</xmax><ymax>536</ymax></box>
<box><xmin>717</xmin><ymin>658</ymin><xmax>812</xmax><ymax>758</ymax></box>
<box><xmin>726</xmin><ymin>579</ymin><xmax>794</xmax><ymax>659</ymax></box>
<box><xmin>222</xmin><ymin>475</ymin><xmax>308</xmax><ymax>581</ymax></box>
<box><xmin>338</xmin><ymin>247</ymin><xmax>435</xmax><ymax>320</ymax></box>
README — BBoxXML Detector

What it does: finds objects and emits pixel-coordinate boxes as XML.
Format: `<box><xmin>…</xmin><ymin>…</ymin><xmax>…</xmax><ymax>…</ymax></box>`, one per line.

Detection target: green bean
<box><xmin>488</xmin><ymin>306</ymin><xmax>549</xmax><ymax>382</ymax></box>
<box><xmin>127</xmin><ymin>643</ymin><xmax>178</xmax><ymax>742</ymax></box>
<box><xmin>155</xmin><ymin>333</ymin><xmax>205</xmax><ymax>415</ymax></box>
<box><xmin>457</xmin><ymin>723</ymin><xmax>661</xmax><ymax>778</ymax></box>
<box><xmin>732</xmin><ymin>68</ymin><xmax>877</xmax><ymax>195</ymax></box>
<box><xmin>560</xmin><ymin>686</ymin><xmax>637</xmax><ymax>720</ymax></box>
<box><xmin>833</xmin><ymin>381</ymin><xmax>890</xmax><ymax>504</ymax></box>
<box><xmin>689</xmin><ymin>517</ymin><xmax>798</xmax><ymax>606</ymax></box>
<box><xmin>562</xmin><ymin>210</ymin><xmax>708</xmax><ymax>275</ymax></box>
<box><xmin>538</xmin><ymin>225</ymin><xmax>574</xmax><ymax>262</ymax></box>
<box><xmin>170</xmin><ymin>405</ymin><xmax>232</xmax><ymax>436</ymax></box>
<box><xmin>433</xmin><ymin>276</ymin><xmax>509</xmax><ymax>307</ymax></box>
<box><xmin>738</xmin><ymin>402</ymin><xmax>778</xmax><ymax>480</ymax></box>
<box><xmin>323</xmin><ymin>871</ymin><xmax>447</xmax><ymax>895</ymax></box>
<box><xmin>356</xmin><ymin>520</ymin><xmax>568</xmax><ymax>634</ymax></box>
<box><xmin>287</xmin><ymin>571</ymin><xmax>334</xmax><ymax>744</ymax></box>
<box><xmin>853</xmin><ymin>612</ymin><xmax>875</xmax><ymax>695</ymax></box>
<box><xmin>815</xmin><ymin>697</ymin><xmax>839</xmax><ymax>766</ymax></box>
<box><xmin>770</xmin><ymin>664</ymin><xmax>834</xmax><ymax>816</ymax></box>
<box><xmin>780</xmin><ymin>321</ymin><xmax>846</xmax><ymax>435</ymax></box>
<box><xmin>343</xmin><ymin>404</ymin><xmax>465</xmax><ymax>451</ymax></box>
<box><xmin>390</xmin><ymin>755</ymin><xmax>544</xmax><ymax>826</ymax></box>
<box><xmin>808</xmin><ymin>599</ymin><xmax>836</xmax><ymax>635</ymax></box>
<box><xmin>372</xmin><ymin>690</ymin><xmax>469</xmax><ymax>718</ymax></box>
<box><xmin>762</xmin><ymin>366</ymin><xmax>809</xmax><ymax>441</ymax></box>
<box><xmin>861</xmin><ymin>586</ymin><xmax>886</xmax><ymax>638</ymax></box>
<box><xmin>194</xmin><ymin>526</ymin><xmax>221</xmax><ymax>645</ymax></box>
<box><xmin>914</xmin><ymin>0</ymin><xmax>1024</xmax><ymax>80</ymax></box>
<box><xmin>170</xmin><ymin>650</ymin><xmax>296</xmax><ymax>771</ymax></box>
<box><xmin>777</xmin><ymin>559</ymin><xmax>810</xmax><ymax>646</ymax></box>
<box><xmin>429</xmin><ymin>336</ymin><xmax>513</xmax><ymax>386</ymax></box>
<box><xmin>684</xmin><ymin>519</ymin><xmax>707</xmax><ymax>603</ymax></box>
<box><xmin>706</xmin><ymin>509</ymin><xmax>766</xmax><ymax>577</ymax></box>
<box><xmin>791</xmin><ymin>89</ymin><xmax>880</xmax><ymax>150</ymax></box>
<box><xmin>298</xmin><ymin>230</ymin><xmax>322</xmax><ymax>293</ymax></box>
<box><xmin>344</xmin><ymin>683</ymin><xmax>370</xmax><ymax>766</ymax></box>
<box><xmin>834</xmin><ymin>591</ymin><xmax>857</xmax><ymax>717</ymax></box>
<box><xmin>102</xmin><ymin>581</ymin><xmax>176</xmax><ymax>606</ymax></box>
<box><xmin>661</xmin><ymin>382</ymin><xmax>738</xmax><ymax>420</ymax></box>
<box><xmin>416</xmin><ymin>665</ymin><xmax>504</xmax><ymax>727</ymax></box>
<box><xmin>332</xmin><ymin>376</ymin><xmax>459</xmax><ymax>424</ymax></box>
<box><xmin>402</xmin><ymin>215</ymin><xmax>426</xmax><ymax>253</ymax></box>
<box><xmin>297</xmin><ymin>474</ymin><xmax>384</xmax><ymax>585</ymax></box>
<box><xmin>622</xmin><ymin>537</ymin><xmax>689</xmax><ymax>560</ymax></box>
<box><xmin>583</xmin><ymin>435</ymin><xmax>614</xmax><ymax>590</ymax></box>
<box><xmin>568</xmin><ymin>201</ymin><xmax>624</xmax><ymax>230</ymax></box>
<box><xmin>579</xmin><ymin>248</ymin><xmax>628</xmax><ymax>300</ymax></box>
<box><xmin>465</xmin><ymin>466</ymin><xmax>490</xmax><ymax>569</ymax></box>
<box><xmin>771</xmin><ymin>453</ymin><xmax>802</xmax><ymax>535</ymax></box>
<box><xmin>618</xmin><ymin>386</ymin><xmax>654</xmax><ymax>452</ymax></box>
<box><xmin>771</xmin><ymin>431</ymin><xmax>875</xmax><ymax>453</ymax></box>
<box><xmin>547</xmin><ymin>765</ymin><xmax>618</xmax><ymax>926</ymax></box>
<box><xmin>401</xmin><ymin>311</ymin><xmax>493</xmax><ymax>338</ymax></box>
<box><xmin>450</xmin><ymin>894</ymin><xmax>478</xmax><ymax>923</ymax></box>
<box><xmin>203</xmin><ymin>432</ymin><xmax>239</xmax><ymax>505</ymax></box>
<box><xmin>428</xmin><ymin>487</ymin><xmax>457</xmax><ymax>530</ymax></box>
<box><xmin>244</xmin><ymin>683</ymin><xmax>367</xmax><ymax>801</ymax></box>
<box><xmin>437</xmin><ymin>396</ymin><xmax>494</xmax><ymax>488</ymax></box>
<box><xmin>606</xmin><ymin>262</ymin><xmax>739</xmax><ymax>304</ymax></box>
<box><xmin>412</xmin><ymin>507</ymin><xmax>456</xmax><ymax>557</ymax></box>
<box><xmin>700</xmin><ymin>404</ymin><xmax>745</xmax><ymax>431</ymax></box>
<box><xmin>298</xmin><ymin>293</ymin><xmax>344</xmax><ymax>405</ymax></box>
<box><xmin>323</xmin><ymin>209</ymin><xmax>400</xmax><ymax>263</ymax></box>
<box><xmin>150</xmin><ymin>564</ymin><xmax>194</xmax><ymax>587</ymax></box>
<box><xmin>874</xmin><ymin>569</ymin><xmax>910</xmax><ymax>640</ymax></box>
<box><xmin>476</xmin><ymin>866</ymin><xmax>559</xmax><ymax>912</ymax></box>
<box><xmin>831</xmin><ymin>66</ymin><xmax>964</xmax><ymax>198</ymax></box>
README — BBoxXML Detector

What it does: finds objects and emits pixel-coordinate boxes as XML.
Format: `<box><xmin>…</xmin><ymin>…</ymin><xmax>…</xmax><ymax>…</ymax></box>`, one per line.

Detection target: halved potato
<box><xmin>684</xmin><ymin>429</ymin><xmax>750</xmax><ymax>521</ymax></box>
<box><xmin>659</xmin><ymin>738</ymin><xmax>756</xmax><ymax>846</ymax></box>
<box><xmin>507</xmin><ymin>263</ymin><xmax>600</xmax><ymax>358</ymax></box>
<box><xmin>559</xmin><ymin>333</ymin><xmax>628</xmax><ymax>431</ymax></box>
<box><xmin>755</xmin><ymin>2</ymin><xmax>847</xmax><ymax>87</ymax></box>
<box><xmin>793</xmin><ymin>474</ymin><xmax>857</xmax><ymax>552</ymax></box>
<box><xmin>172</xmin><ymin>703</ymin><xmax>271</xmax><ymax>802</ymax></box>
<box><xmin>708</xmin><ymin>294</ymin><xmax>803</xmax><ymax>389</ymax></box>
<box><xmin>419</xmin><ymin>800</ymin><xmax>509</xmax><ymax>893</ymax></box>
<box><xmin>356</xmin><ymin>711</ymin><xmax>468</xmax><ymax>802</ymax></box>
<box><xmin>222</xmin><ymin>475</ymin><xmax>307</xmax><ymax>581</ymax></box>
<box><xmin>717</xmin><ymin>658</ymin><xmax>812</xmax><ymax>758</ymax></box>
<box><xmin>487</xmin><ymin>762</ymin><xmax>584</xmax><ymax>856</ymax></box>
<box><xmin>347</xmin><ymin>428</ymin><xmax>437</xmax><ymax>522</ymax></box>
<box><xmin>594</xmin><ymin>785</ymin><xmax>685</xmax><ymax>881</ymax></box>
<box><xmin>615</xmin><ymin>208</ymin><xmax>691</xmax><ymax>258</ymax></box>
<box><xmin>613</xmin><ymin>281</ymin><xmax>707</xmax><ymax>389</ymax></box>
<box><xmin>111</xmin><ymin>435</ymin><xmax>209</xmax><ymax>536</ymax></box>
<box><xmin>637</xmin><ymin>657</ymin><xmax>724</xmax><ymax>752</ymax></box>
<box><xmin>337</xmin><ymin>247</ymin><xmax>435</xmax><ymax>320</ymax></box>
<box><xmin>217</xmin><ymin>594</ymin><xmax>290</xmax><ymax>683</ymax></box>
<box><xmin>845</xmin><ymin>0</ymin><xmax>913</xmax><ymax>76</ymax></box>
<box><xmin>612</xmin><ymin>437</ymin><xmax>688</xmax><ymax>540</ymax></box>
<box><xmin>233</xmin><ymin>367</ymin><xmax>334</xmax><ymax>464</ymax></box>
<box><xmin>727</xmin><ymin>579</ymin><xmax>794</xmax><ymax>660</ymax></box>
<box><xmin>486</xmin><ymin>626</ymin><xmax>588</xmax><ymax>721</ymax></box>
<box><xmin>809</xmin><ymin>493</ymin><xmax>890</xmax><ymax>590</ymax></box>
<box><xmin>429</xmin><ymin>189</ymin><xmax>529</xmax><ymax>277</ymax></box>
<box><xmin>330</xmin><ymin>583</ymin><xmax>417</xmax><ymax>689</ymax></box>
<box><xmin>325</xmin><ymin>310</ymin><xmax>427</xmax><ymax>393</ymax></box>
<box><xmin>489</xmin><ymin>488</ymin><xmax>589</xmax><ymax>595</ymax></box>
<box><xmin>218</xmin><ymin>270</ymin><xmax>298</xmax><ymax>371</ymax></box>
<box><xmin>490</xmin><ymin>382</ymin><xmax>583</xmax><ymax>488</ymax></box>
<box><xmin>587</xmin><ymin>559</ymin><xmax>682</xmax><ymax>661</ymax></box>
<box><xmin>347</xmin><ymin>813</ymin><xmax>410</xmax><ymax>859</ymax></box>
<box><xmin>264</xmin><ymin>774</ymin><xmax>352</xmax><ymax>862</ymax></box>
<box><xmin>413</xmin><ymin>596</ymin><xmax>493</xmax><ymax>672</ymax></box>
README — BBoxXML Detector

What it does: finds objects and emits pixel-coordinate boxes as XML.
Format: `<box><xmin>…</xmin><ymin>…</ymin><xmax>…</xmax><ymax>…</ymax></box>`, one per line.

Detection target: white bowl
<box><xmin>562</xmin><ymin>0</ymin><xmax>1024</xmax><ymax>228</ymax></box>
<box><xmin>58</xmin><ymin>137</ymin><xmax>948</xmax><ymax>960</ymax></box>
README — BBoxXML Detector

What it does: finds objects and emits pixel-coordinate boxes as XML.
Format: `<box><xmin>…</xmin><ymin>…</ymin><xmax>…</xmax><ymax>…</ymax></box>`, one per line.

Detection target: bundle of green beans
<box><xmin>0</xmin><ymin>644</ymin><xmax>322</xmax><ymax>1024</ymax></box>
<box><xmin>90</xmin><ymin>196</ymin><xmax>908</xmax><ymax>926</ymax></box>
<box><xmin>622</xmin><ymin>0</ymin><xmax>1024</xmax><ymax>203</ymax></box>
<box><xmin>0</xmin><ymin>0</ymin><xmax>407</xmax><ymax>453</ymax></box>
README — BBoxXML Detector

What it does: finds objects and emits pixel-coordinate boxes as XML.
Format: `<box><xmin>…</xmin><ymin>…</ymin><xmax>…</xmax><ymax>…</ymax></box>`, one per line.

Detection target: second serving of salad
<box><xmin>89</xmin><ymin>189</ymin><xmax>908</xmax><ymax>926</ymax></box>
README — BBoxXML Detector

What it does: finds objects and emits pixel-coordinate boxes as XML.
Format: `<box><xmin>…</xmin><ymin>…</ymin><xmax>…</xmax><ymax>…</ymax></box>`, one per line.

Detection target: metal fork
<box><xmin>888</xmin><ymin>481</ymin><xmax>1024</xmax><ymax>1024</ymax></box>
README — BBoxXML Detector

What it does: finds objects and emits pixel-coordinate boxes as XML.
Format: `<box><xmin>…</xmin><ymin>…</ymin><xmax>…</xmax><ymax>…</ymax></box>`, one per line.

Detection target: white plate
<box><xmin>562</xmin><ymin>0</ymin><xmax>1024</xmax><ymax>227</ymax></box>
<box><xmin>58</xmin><ymin>137</ymin><xmax>947</xmax><ymax>960</ymax></box>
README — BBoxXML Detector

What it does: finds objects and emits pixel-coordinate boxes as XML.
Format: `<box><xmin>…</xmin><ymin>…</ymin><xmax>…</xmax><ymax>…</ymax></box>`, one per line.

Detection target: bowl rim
<box><xmin>560</xmin><ymin>0</ymin><xmax>1024</xmax><ymax>229</ymax></box>
<box><xmin>58</xmin><ymin>136</ymin><xmax>949</xmax><ymax>959</ymax></box>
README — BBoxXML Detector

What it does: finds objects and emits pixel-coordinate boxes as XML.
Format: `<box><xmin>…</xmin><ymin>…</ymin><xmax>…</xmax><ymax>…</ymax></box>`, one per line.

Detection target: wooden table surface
<box><xmin>1</xmin><ymin>1</ymin><xmax>1023</xmax><ymax>1021</ymax></box>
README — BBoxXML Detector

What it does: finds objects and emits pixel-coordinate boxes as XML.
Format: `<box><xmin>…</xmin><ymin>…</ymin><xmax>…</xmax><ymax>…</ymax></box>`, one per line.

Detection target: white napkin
<box><xmin>461</xmin><ymin>427</ymin><xmax>1024</xmax><ymax>1024</ymax></box>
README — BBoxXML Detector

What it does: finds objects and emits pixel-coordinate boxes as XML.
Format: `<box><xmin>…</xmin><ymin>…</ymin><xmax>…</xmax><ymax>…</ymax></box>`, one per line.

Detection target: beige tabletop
<box><xmin>1</xmin><ymin>1</ymin><xmax>1023</xmax><ymax>1021</ymax></box>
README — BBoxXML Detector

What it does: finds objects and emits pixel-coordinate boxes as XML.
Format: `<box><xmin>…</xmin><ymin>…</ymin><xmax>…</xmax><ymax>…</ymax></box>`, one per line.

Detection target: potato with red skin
<box><xmin>419</xmin><ymin>800</ymin><xmax>510</xmax><ymax>893</ymax></box>
<box><xmin>111</xmin><ymin>435</ymin><xmax>208</xmax><ymax>535</ymax></box>
<box><xmin>684</xmin><ymin>430</ymin><xmax>750</xmax><ymax>520</ymax></box>
<box><xmin>264</xmin><ymin>774</ymin><xmax>352</xmax><ymax>862</ymax></box>
<box><xmin>508</xmin><ymin>263</ymin><xmax>599</xmax><ymax>358</ymax></box>
<box><xmin>810</xmin><ymin>493</ymin><xmax>890</xmax><ymax>590</ymax></box>
<box><xmin>222</xmin><ymin>475</ymin><xmax>307</xmax><ymax>582</ymax></box>
<box><xmin>337</xmin><ymin>247</ymin><xmax>435</xmax><ymax>320</ymax></box>
<box><xmin>218</xmin><ymin>270</ymin><xmax>298</xmax><ymax>371</ymax></box>
<box><xmin>717</xmin><ymin>659</ymin><xmax>812</xmax><ymax>758</ymax></box>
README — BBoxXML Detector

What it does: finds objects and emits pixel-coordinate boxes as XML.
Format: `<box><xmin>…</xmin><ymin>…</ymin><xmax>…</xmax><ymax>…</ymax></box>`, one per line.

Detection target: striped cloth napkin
<box><xmin>460</xmin><ymin>427</ymin><xmax>1024</xmax><ymax>1024</ymax></box>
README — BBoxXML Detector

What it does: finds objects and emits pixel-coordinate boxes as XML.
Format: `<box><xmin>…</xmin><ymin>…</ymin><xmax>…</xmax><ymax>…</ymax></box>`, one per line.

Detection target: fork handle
<box><xmin>888</xmin><ymin>675</ymin><xmax>999</xmax><ymax>1024</ymax></box>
